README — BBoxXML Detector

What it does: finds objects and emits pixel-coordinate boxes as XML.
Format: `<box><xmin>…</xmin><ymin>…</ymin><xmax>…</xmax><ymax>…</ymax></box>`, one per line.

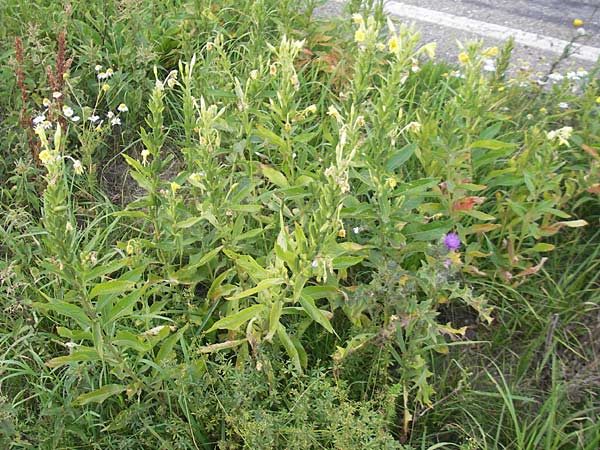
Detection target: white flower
<box><xmin>352</xmin><ymin>226</ymin><xmax>361</xmax><ymax>234</ymax></box>
<box><xmin>33</xmin><ymin>114</ymin><xmax>46</xmax><ymax>125</ymax></box>
<box><xmin>105</xmin><ymin>68</ymin><xmax>114</xmax><ymax>77</ymax></box>
<box><xmin>94</xmin><ymin>64</ymin><xmax>102</xmax><ymax>72</ymax></box>
<box><xmin>42</xmin><ymin>98</ymin><xmax>51</xmax><ymax>107</ymax></box>
<box><xmin>566</xmin><ymin>71</ymin><xmax>579</xmax><ymax>80</ymax></box>
<box><xmin>558</xmin><ymin>102</ymin><xmax>569</xmax><ymax>109</ymax></box>
<box><xmin>249</xmin><ymin>69</ymin><xmax>259</xmax><ymax>80</ymax></box>
<box><xmin>117</xmin><ymin>103</ymin><xmax>128</xmax><ymax>112</ymax></box>
<box><xmin>576</xmin><ymin>68</ymin><xmax>588</xmax><ymax>77</ymax></box>
<box><xmin>547</xmin><ymin>126</ymin><xmax>573</xmax><ymax>146</ymax></box>
<box><xmin>73</xmin><ymin>159</ymin><xmax>84</xmax><ymax>175</ymax></box>
<box><xmin>71</xmin><ymin>115</ymin><xmax>80</xmax><ymax>122</ymax></box>
<box><xmin>483</xmin><ymin>58</ymin><xmax>496</xmax><ymax>72</ymax></box>
<box><xmin>141</xmin><ymin>149</ymin><xmax>150</xmax><ymax>165</ymax></box>
<box><xmin>107</xmin><ymin>111</ymin><xmax>115</xmax><ymax>119</ymax></box>
<box><xmin>88</xmin><ymin>115</ymin><xmax>100</xmax><ymax>123</ymax></box>
<box><xmin>52</xmin><ymin>91</ymin><xmax>62</xmax><ymax>99</ymax></box>
<box><xmin>43</xmin><ymin>120</ymin><xmax>52</xmax><ymax>129</ymax></box>
<box><xmin>548</xmin><ymin>73</ymin><xmax>564</xmax><ymax>82</ymax></box>
<box><xmin>62</xmin><ymin>105</ymin><xmax>74</xmax><ymax>117</ymax></box>
<box><xmin>577</xmin><ymin>27</ymin><xmax>586</xmax><ymax>36</ymax></box>
<box><xmin>111</xmin><ymin>117</ymin><xmax>121</xmax><ymax>126</ymax></box>
<box><xmin>97</xmin><ymin>72</ymin><xmax>108</xmax><ymax>80</ymax></box>
<box><xmin>311</xmin><ymin>259</ymin><xmax>319</xmax><ymax>268</ymax></box>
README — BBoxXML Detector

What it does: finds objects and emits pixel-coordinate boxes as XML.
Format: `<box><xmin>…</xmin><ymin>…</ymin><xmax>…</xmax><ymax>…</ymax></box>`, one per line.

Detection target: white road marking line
<box><xmin>334</xmin><ymin>0</ymin><xmax>600</xmax><ymax>62</ymax></box>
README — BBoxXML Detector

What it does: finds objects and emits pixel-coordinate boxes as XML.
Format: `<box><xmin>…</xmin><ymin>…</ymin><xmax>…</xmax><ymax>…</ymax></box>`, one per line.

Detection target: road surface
<box><xmin>319</xmin><ymin>0</ymin><xmax>600</xmax><ymax>75</ymax></box>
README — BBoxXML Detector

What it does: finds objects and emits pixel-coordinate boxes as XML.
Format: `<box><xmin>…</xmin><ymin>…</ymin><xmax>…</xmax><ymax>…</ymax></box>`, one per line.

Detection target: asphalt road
<box><xmin>319</xmin><ymin>0</ymin><xmax>600</xmax><ymax>76</ymax></box>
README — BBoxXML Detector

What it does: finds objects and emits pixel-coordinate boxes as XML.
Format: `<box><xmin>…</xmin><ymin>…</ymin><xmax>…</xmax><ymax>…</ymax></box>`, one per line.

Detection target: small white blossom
<box><xmin>576</xmin><ymin>68</ymin><xmax>588</xmax><ymax>77</ymax></box>
<box><xmin>97</xmin><ymin>72</ymin><xmax>108</xmax><ymax>80</ymax></box>
<box><xmin>117</xmin><ymin>103</ymin><xmax>128</xmax><ymax>112</ymax></box>
<box><xmin>88</xmin><ymin>115</ymin><xmax>100</xmax><ymax>123</ymax></box>
<box><xmin>73</xmin><ymin>159</ymin><xmax>84</xmax><ymax>175</ymax></box>
<box><xmin>111</xmin><ymin>117</ymin><xmax>121</xmax><ymax>126</ymax></box>
<box><xmin>566</xmin><ymin>71</ymin><xmax>579</xmax><ymax>81</ymax></box>
<box><xmin>62</xmin><ymin>105</ymin><xmax>74</xmax><ymax>117</ymax></box>
<box><xmin>94</xmin><ymin>64</ymin><xmax>102</xmax><ymax>72</ymax></box>
<box><xmin>547</xmin><ymin>126</ymin><xmax>573</xmax><ymax>146</ymax></box>
<box><xmin>71</xmin><ymin>115</ymin><xmax>80</xmax><ymax>122</ymax></box>
<box><xmin>42</xmin><ymin>98</ymin><xmax>51</xmax><ymax>107</ymax></box>
<box><xmin>558</xmin><ymin>102</ymin><xmax>569</xmax><ymax>109</ymax></box>
<box><xmin>52</xmin><ymin>91</ymin><xmax>62</xmax><ymax>99</ymax></box>
<box><xmin>352</xmin><ymin>226</ymin><xmax>361</xmax><ymax>234</ymax></box>
<box><xmin>107</xmin><ymin>111</ymin><xmax>115</xmax><ymax>119</ymax></box>
<box><xmin>33</xmin><ymin>114</ymin><xmax>46</xmax><ymax>125</ymax></box>
<box><xmin>577</xmin><ymin>27</ymin><xmax>586</xmax><ymax>36</ymax></box>
<box><xmin>483</xmin><ymin>58</ymin><xmax>496</xmax><ymax>72</ymax></box>
<box><xmin>548</xmin><ymin>73</ymin><xmax>564</xmax><ymax>82</ymax></box>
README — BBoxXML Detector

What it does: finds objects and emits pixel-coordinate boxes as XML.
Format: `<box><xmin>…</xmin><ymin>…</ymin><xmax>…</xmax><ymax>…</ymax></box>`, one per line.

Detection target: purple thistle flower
<box><xmin>443</xmin><ymin>232</ymin><xmax>461</xmax><ymax>251</ymax></box>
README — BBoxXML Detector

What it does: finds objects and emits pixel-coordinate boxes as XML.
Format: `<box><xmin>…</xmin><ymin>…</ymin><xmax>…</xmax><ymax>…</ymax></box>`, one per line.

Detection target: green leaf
<box><xmin>259</xmin><ymin>164</ymin><xmax>289</xmax><ymax>188</ymax></box>
<box><xmin>46</xmin><ymin>347</ymin><xmax>100</xmax><ymax>368</ymax></box>
<box><xmin>276</xmin><ymin>323</ymin><xmax>302</xmax><ymax>373</ymax></box>
<box><xmin>206</xmin><ymin>304</ymin><xmax>266</xmax><ymax>333</ymax></box>
<box><xmin>90</xmin><ymin>280</ymin><xmax>135</xmax><ymax>299</ymax></box>
<box><xmin>332</xmin><ymin>256</ymin><xmax>365</xmax><ymax>269</ymax></box>
<box><xmin>386</xmin><ymin>143</ymin><xmax>417</xmax><ymax>171</ymax></box>
<box><xmin>33</xmin><ymin>301</ymin><xmax>91</xmax><ymax>329</ymax></box>
<box><xmin>254</xmin><ymin>125</ymin><xmax>286</xmax><ymax>148</ymax></box>
<box><xmin>524</xmin><ymin>243</ymin><xmax>555</xmax><ymax>254</ymax></box>
<box><xmin>156</xmin><ymin>325</ymin><xmax>187</xmax><ymax>364</ymax></box>
<box><xmin>113</xmin><ymin>330</ymin><xmax>151</xmax><ymax>353</ymax></box>
<box><xmin>105</xmin><ymin>286</ymin><xmax>145</xmax><ymax>324</ymax></box>
<box><xmin>462</xmin><ymin>210</ymin><xmax>497</xmax><ymax>221</ymax></box>
<box><xmin>73</xmin><ymin>384</ymin><xmax>126</xmax><ymax>406</ymax></box>
<box><xmin>176</xmin><ymin>216</ymin><xmax>202</xmax><ymax>229</ymax></box>
<box><xmin>226</xmin><ymin>278</ymin><xmax>285</xmax><ymax>301</ymax></box>
<box><xmin>84</xmin><ymin>259</ymin><xmax>128</xmax><ymax>283</ymax></box>
<box><xmin>299</xmin><ymin>293</ymin><xmax>334</xmax><ymax>334</ymax></box>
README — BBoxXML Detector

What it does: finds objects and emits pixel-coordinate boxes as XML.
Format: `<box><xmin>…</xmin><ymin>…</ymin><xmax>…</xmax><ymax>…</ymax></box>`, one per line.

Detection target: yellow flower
<box><xmin>539</xmin><ymin>107</ymin><xmax>547</xmax><ymax>114</ymax></box>
<box><xmin>101</xmin><ymin>83</ymin><xmax>110</xmax><ymax>92</ymax></box>
<box><xmin>388</xmin><ymin>36</ymin><xmax>399</xmax><ymax>53</ymax></box>
<box><xmin>354</xmin><ymin>28</ymin><xmax>366</xmax><ymax>43</ymax></box>
<box><xmin>39</xmin><ymin>149</ymin><xmax>53</xmax><ymax>165</ymax></box>
<box><xmin>305</xmin><ymin>104</ymin><xmax>317</xmax><ymax>114</ymax></box>
<box><xmin>386</xmin><ymin>177</ymin><xmax>397</xmax><ymax>189</ymax></box>
<box><xmin>573</xmin><ymin>19</ymin><xmax>583</xmax><ymax>27</ymax></box>
<box><xmin>483</xmin><ymin>46</ymin><xmax>499</xmax><ymax>57</ymax></box>
<box><xmin>595</xmin><ymin>96</ymin><xmax>600</xmax><ymax>104</ymax></box>
<box><xmin>351</xmin><ymin>13</ymin><xmax>363</xmax><ymax>25</ymax></box>
<box><xmin>170</xmin><ymin>182</ymin><xmax>181</xmax><ymax>195</ymax></box>
<box><xmin>458</xmin><ymin>52</ymin><xmax>469</xmax><ymax>64</ymax></box>
<box><xmin>269</xmin><ymin>63</ymin><xmax>277</xmax><ymax>75</ymax></box>
<box><xmin>338</xmin><ymin>228</ymin><xmax>346</xmax><ymax>239</ymax></box>
<box><xmin>421</xmin><ymin>42</ymin><xmax>436</xmax><ymax>58</ymax></box>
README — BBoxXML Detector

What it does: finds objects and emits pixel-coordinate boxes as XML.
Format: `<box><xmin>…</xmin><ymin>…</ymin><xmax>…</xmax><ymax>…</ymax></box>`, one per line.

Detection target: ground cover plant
<box><xmin>0</xmin><ymin>0</ymin><xmax>598</xmax><ymax>448</ymax></box>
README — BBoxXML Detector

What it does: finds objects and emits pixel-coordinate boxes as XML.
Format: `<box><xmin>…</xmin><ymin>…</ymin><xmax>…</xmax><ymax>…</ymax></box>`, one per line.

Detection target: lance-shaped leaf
<box><xmin>206</xmin><ymin>304</ymin><xmax>266</xmax><ymax>333</ymax></box>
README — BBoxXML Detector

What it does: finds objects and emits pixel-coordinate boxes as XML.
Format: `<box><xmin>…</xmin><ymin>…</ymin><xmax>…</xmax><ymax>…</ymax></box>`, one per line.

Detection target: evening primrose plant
<box><xmin>1</xmin><ymin>0</ymin><xmax>599</xmax><ymax>447</ymax></box>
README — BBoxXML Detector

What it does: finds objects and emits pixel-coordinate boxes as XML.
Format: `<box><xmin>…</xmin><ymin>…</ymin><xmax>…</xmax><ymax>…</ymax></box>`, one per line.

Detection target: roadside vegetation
<box><xmin>0</xmin><ymin>0</ymin><xmax>598</xmax><ymax>448</ymax></box>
